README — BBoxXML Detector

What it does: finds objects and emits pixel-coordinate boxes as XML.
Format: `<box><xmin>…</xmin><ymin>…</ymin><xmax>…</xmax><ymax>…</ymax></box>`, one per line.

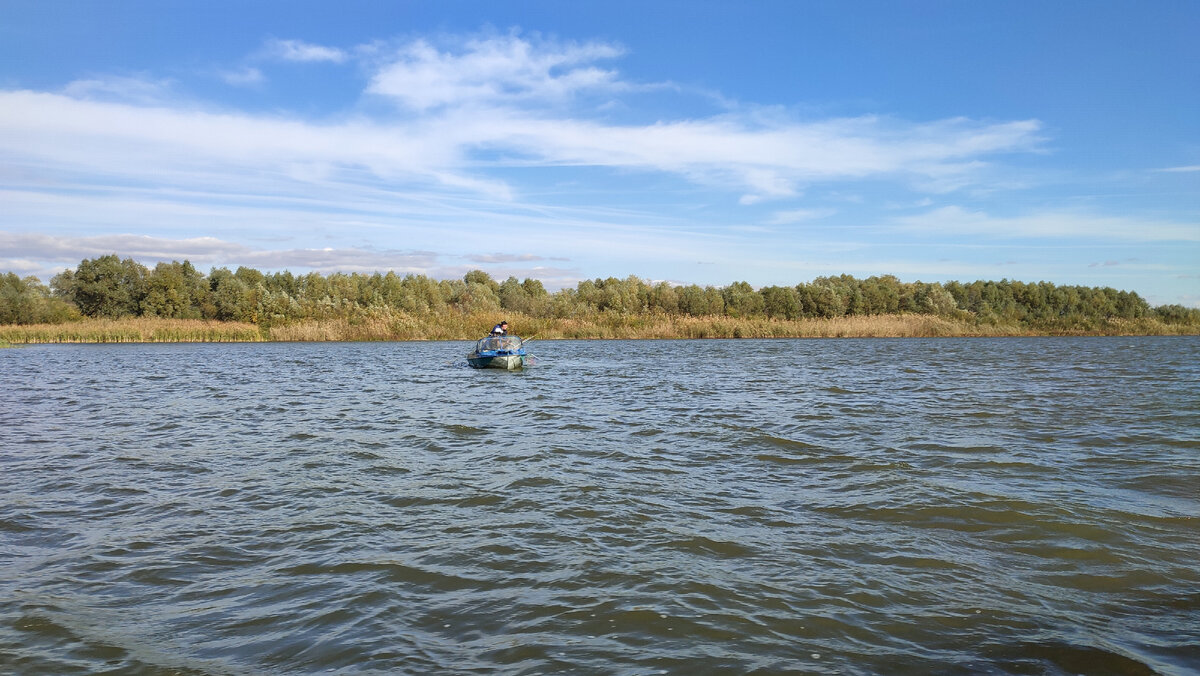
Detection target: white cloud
<box><xmin>0</xmin><ymin>231</ymin><xmax>438</xmax><ymax>275</ymax></box>
<box><xmin>265</xmin><ymin>39</ymin><xmax>348</xmax><ymax>64</ymax></box>
<box><xmin>0</xmin><ymin>258</ymin><xmax>53</xmax><ymax>277</ymax></box>
<box><xmin>0</xmin><ymin>231</ymin><xmax>595</xmax><ymax>287</ymax></box>
<box><xmin>367</xmin><ymin>33</ymin><xmax>624</xmax><ymax>111</ymax></box>
<box><xmin>768</xmin><ymin>208</ymin><xmax>837</xmax><ymax>224</ymax></box>
<box><xmin>0</xmin><ymin>80</ymin><xmax>1044</xmax><ymax>214</ymax></box>
<box><xmin>221</xmin><ymin>67</ymin><xmax>265</xmax><ymax>87</ymax></box>
<box><xmin>0</xmin><ymin>232</ymin><xmax>249</xmax><ymax>262</ymax></box>
<box><xmin>466</xmin><ymin>253</ymin><xmax>552</xmax><ymax>264</ymax></box>
<box><xmin>0</xmin><ymin>90</ymin><xmax>481</xmax><ymax>196</ymax></box>
<box><xmin>0</xmin><ymin>30</ymin><xmax>1062</xmax><ymax>282</ymax></box>
<box><xmin>896</xmin><ymin>206</ymin><xmax>1200</xmax><ymax>242</ymax></box>
<box><xmin>1156</xmin><ymin>165</ymin><xmax>1200</xmax><ymax>173</ymax></box>
<box><xmin>61</xmin><ymin>75</ymin><xmax>175</xmax><ymax>105</ymax></box>
<box><xmin>434</xmin><ymin>108</ymin><xmax>1042</xmax><ymax>202</ymax></box>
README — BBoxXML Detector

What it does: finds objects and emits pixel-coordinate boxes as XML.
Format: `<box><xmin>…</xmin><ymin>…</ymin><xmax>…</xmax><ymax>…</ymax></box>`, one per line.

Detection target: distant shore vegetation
<box><xmin>2</xmin><ymin>255</ymin><xmax>1198</xmax><ymax>343</ymax></box>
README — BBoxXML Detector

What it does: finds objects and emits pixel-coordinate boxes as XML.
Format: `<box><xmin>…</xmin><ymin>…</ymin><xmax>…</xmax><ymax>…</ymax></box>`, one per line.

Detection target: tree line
<box><xmin>2</xmin><ymin>254</ymin><xmax>1198</xmax><ymax>329</ymax></box>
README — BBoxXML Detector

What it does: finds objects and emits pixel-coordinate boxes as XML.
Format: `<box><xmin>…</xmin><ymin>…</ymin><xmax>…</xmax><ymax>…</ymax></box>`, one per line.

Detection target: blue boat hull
<box><xmin>467</xmin><ymin>353</ymin><xmax>526</xmax><ymax>370</ymax></box>
<box><xmin>467</xmin><ymin>335</ymin><xmax>527</xmax><ymax>370</ymax></box>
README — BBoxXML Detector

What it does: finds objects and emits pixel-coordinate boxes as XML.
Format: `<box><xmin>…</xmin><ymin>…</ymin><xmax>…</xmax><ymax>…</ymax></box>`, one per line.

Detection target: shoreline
<box><xmin>3</xmin><ymin>314</ymin><xmax>1198</xmax><ymax>344</ymax></box>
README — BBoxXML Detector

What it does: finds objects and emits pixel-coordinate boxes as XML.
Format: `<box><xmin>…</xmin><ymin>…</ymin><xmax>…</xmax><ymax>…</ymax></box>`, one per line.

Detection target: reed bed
<box><xmin>0</xmin><ymin>319</ymin><xmax>264</xmax><ymax>343</ymax></box>
<box><xmin>1</xmin><ymin>312</ymin><xmax>1194</xmax><ymax>344</ymax></box>
<box><xmin>539</xmin><ymin>314</ymin><xmax>946</xmax><ymax>339</ymax></box>
<box><xmin>264</xmin><ymin>313</ymin><xmax>1000</xmax><ymax>341</ymax></box>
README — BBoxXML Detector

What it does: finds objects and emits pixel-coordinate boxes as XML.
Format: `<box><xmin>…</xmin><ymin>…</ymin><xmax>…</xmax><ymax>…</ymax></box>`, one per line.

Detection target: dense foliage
<box><xmin>1</xmin><ymin>255</ymin><xmax>1197</xmax><ymax>331</ymax></box>
<box><xmin>1</xmin><ymin>273</ymin><xmax>81</xmax><ymax>325</ymax></box>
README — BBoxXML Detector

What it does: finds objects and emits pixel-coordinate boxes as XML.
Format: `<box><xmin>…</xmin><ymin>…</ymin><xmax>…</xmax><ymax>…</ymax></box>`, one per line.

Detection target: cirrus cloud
<box><xmin>895</xmin><ymin>206</ymin><xmax>1200</xmax><ymax>242</ymax></box>
<box><xmin>264</xmin><ymin>38</ymin><xmax>349</xmax><ymax>64</ymax></box>
<box><xmin>0</xmin><ymin>32</ymin><xmax>1047</xmax><ymax>212</ymax></box>
<box><xmin>367</xmin><ymin>33</ymin><xmax>625</xmax><ymax>111</ymax></box>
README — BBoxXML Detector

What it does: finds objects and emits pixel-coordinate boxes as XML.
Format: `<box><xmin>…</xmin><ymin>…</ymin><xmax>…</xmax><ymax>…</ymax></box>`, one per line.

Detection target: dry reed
<box><xmin>0</xmin><ymin>318</ymin><xmax>263</xmax><ymax>343</ymax></box>
<box><xmin>1</xmin><ymin>312</ymin><xmax>1194</xmax><ymax>344</ymax></box>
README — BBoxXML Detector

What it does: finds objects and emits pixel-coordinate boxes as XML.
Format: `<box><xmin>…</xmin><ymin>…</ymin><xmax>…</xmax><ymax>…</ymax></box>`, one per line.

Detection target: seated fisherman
<box><xmin>488</xmin><ymin>320</ymin><xmax>509</xmax><ymax>348</ymax></box>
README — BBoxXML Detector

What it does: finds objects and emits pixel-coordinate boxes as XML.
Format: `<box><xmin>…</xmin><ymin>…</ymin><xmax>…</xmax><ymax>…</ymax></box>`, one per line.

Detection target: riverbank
<box><xmin>2</xmin><ymin>313</ymin><xmax>1197</xmax><ymax>343</ymax></box>
<box><xmin>0</xmin><ymin>319</ymin><xmax>265</xmax><ymax>343</ymax></box>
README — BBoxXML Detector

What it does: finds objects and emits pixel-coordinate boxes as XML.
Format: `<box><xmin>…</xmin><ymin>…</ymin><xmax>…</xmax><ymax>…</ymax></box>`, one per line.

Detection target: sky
<box><xmin>1</xmin><ymin>0</ymin><xmax>1197</xmax><ymax>306</ymax></box>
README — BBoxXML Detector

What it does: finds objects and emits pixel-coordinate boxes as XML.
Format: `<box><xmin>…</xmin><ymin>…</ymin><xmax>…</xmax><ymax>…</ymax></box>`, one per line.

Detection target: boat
<box><xmin>467</xmin><ymin>335</ymin><xmax>527</xmax><ymax>370</ymax></box>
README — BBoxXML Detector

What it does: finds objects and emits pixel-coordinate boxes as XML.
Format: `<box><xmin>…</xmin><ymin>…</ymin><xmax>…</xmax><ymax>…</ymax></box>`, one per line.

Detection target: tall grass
<box><xmin>0</xmin><ymin>318</ymin><xmax>263</xmax><ymax>343</ymax></box>
<box><xmin>1</xmin><ymin>312</ymin><xmax>1195</xmax><ymax>344</ymax></box>
<box><xmin>247</xmin><ymin>311</ymin><xmax>1200</xmax><ymax>341</ymax></box>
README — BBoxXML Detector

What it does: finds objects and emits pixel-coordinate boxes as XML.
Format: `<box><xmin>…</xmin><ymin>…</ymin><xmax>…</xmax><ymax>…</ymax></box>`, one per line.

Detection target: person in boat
<box><xmin>487</xmin><ymin>320</ymin><xmax>509</xmax><ymax>348</ymax></box>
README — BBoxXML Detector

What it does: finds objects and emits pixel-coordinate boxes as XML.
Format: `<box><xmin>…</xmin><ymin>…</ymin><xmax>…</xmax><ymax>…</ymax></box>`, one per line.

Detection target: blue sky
<box><xmin>2</xmin><ymin>0</ymin><xmax>1197</xmax><ymax>305</ymax></box>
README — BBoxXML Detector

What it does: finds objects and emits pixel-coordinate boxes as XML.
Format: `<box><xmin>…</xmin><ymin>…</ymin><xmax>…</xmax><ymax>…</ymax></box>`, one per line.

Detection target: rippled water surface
<box><xmin>2</xmin><ymin>337</ymin><xmax>1198</xmax><ymax>675</ymax></box>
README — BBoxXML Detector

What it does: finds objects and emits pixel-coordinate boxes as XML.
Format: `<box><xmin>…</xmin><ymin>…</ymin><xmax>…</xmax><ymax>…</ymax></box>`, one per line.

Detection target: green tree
<box><xmin>404</xmin><ymin>274</ymin><xmax>447</xmax><ymax>313</ymax></box>
<box><xmin>142</xmin><ymin>260</ymin><xmax>208</xmax><ymax>318</ymax></box>
<box><xmin>1155</xmin><ymin>304</ymin><xmax>1200</xmax><ymax>325</ymax></box>
<box><xmin>297</xmin><ymin>271</ymin><xmax>334</xmax><ymax>318</ymax></box>
<box><xmin>444</xmin><ymin>276</ymin><xmax>500</xmax><ymax>314</ymax></box>
<box><xmin>464</xmin><ymin>270</ymin><xmax>499</xmax><ymax>292</ymax></box>
<box><xmin>522</xmin><ymin>278</ymin><xmax>547</xmax><ymax>298</ymax></box>
<box><xmin>648</xmin><ymin>281</ymin><xmax>679</xmax><ymax>314</ymax></box>
<box><xmin>268</xmin><ymin>270</ymin><xmax>299</xmax><ymax>299</ymax></box>
<box><xmin>860</xmin><ymin>275</ymin><xmax>901</xmax><ymax>315</ymax></box>
<box><xmin>53</xmin><ymin>255</ymin><xmax>148</xmax><ymax>318</ymax></box>
<box><xmin>498</xmin><ymin>276</ymin><xmax>531</xmax><ymax>313</ymax></box>
<box><xmin>796</xmin><ymin>283</ymin><xmax>843</xmax><ymax>319</ymax></box>
<box><xmin>208</xmin><ymin>268</ymin><xmax>255</xmax><ymax>322</ymax></box>
<box><xmin>914</xmin><ymin>283</ymin><xmax>958</xmax><ymax>316</ymax></box>
<box><xmin>1113</xmin><ymin>290</ymin><xmax>1148</xmax><ymax>319</ymax></box>
<box><xmin>676</xmin><ymin>285</ymin><xmax>725</xmax><ymax>316</ymax></box>
<box><xmin>0</xmin><ymin>273</ymin><xmax>81</xmax><ymax>324</ymax></box>
<box><xmin>760</xmin><ymin>285</ymin><xmax>800</xmax><ymax>319</ymax></box>
<box><xmin>722</xmin><ymin>281</ymin><xmax>765</xmax><ymax>318</ymax></box>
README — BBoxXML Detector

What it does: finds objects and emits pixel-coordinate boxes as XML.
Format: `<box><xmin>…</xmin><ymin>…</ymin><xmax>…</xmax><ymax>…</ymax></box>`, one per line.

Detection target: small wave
<box><xmin>631</xmin><ymin>427</ymin><xmax>664</xmax><ymax>437</ymax></box>
<box><xmin>0</xmin><ymin>517</ymin><xmax>36</xmax><ymax>533</ymax></box>
<box><xmin>279</xmin><ymin>559</ymin><xmax>482</xmax><ymax>591</ymax></box>
<box><xmin>749</xmin><ymin>434</ymin><xmax>822</xmax><ymax>452</ymax></box>
<box><xmin>455</xmin><ymin>493</ymin><xmax>505</xmax><ymax>508</ymax></box>
<box><xmin>716</xmin><ymin>505</ymin><xmax>772</xmax><ymax>518</ymax></box>
<box><xmin>503</xmin><ymin>476</ymin><xmax>562</xmax><ymax>490</ymax></box>
<box><xmin>560</xmin><ymin>423</ymin><xmax>597</xmax><ymax>432</ymax></box>
<box><xmin>754</xmin><ymin>453</ymin><xmax>815</xmax><ymax>465</ymax></box>
<box><xmin>662</xmin><ymin>535</ymin><xmax>756</xmax><ymax>559</ymax></box>
<box><xmin>368</xmin><ymin>464</ymin><xmax>411</xmax><ymax>476</ymax></box>
<box><xmin>984</xmin><ymin>640</ymin><xmax>1159</xmax><ymax>676</ymax></box>
<box><xmin>443</xmin><ymin>424</ymin><xmax>488</xmax><ymax>436</ymax></box>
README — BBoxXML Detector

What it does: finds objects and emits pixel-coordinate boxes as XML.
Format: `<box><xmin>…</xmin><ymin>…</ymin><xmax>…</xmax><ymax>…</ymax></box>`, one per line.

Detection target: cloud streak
<box><xmin>265</xmin><ymin>38</ymin><xmax>349</xmax><ymax>63</ymax></box>
<box><xmin>768</xmin><ymin>208</ymin><xmax>837</xmax><ymax>225</ymax></box>
<box><xmin>895</xmin><ymin>206</ymin><xmax>1200</xmax><ymax>242</ymax></box>
<box><xmin>0</xmin><ymin>32</ymin><xmax>1047</xmax><ymax>213</ymax></box>
<box><xmin>368</xmin><ymin>33</ymin><xmax>625</xmax><ymax>111</ymax></box>
<box><xmin>0</xmin><ymin>232</ymin><xmax>577</xmax><ymax>284</ymax></box>
<box><xmin>0</xmin><ymin>93</ymin><xmax>1042</xmax><ymax>211</ymax></box>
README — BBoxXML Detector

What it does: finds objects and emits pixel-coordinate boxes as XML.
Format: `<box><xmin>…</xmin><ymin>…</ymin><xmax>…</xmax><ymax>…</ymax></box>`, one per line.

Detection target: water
<box><xmin>2</xmin><ymin>337</ymin><xmax>1198</xmax><ymax>675</ymax></box>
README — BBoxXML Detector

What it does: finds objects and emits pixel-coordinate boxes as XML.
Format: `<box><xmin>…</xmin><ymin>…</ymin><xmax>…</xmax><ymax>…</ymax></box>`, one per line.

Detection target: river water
<box><xmin>2</xmin><ymin>337</ymin><xmax>1197</xmax><ymax>675</ymax></box>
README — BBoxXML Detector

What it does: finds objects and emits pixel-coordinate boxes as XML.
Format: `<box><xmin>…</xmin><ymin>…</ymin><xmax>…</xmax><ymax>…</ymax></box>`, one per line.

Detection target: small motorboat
<box><xmin>467</xmin><ymin>335</ymin><xmax>527</xmax><ymax>370</ymax></box>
